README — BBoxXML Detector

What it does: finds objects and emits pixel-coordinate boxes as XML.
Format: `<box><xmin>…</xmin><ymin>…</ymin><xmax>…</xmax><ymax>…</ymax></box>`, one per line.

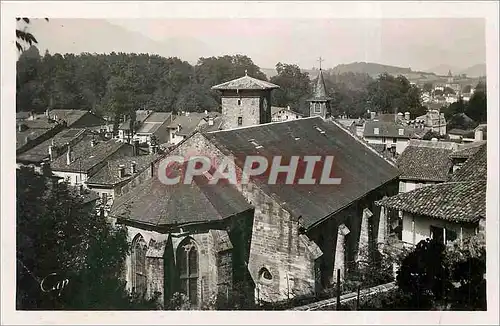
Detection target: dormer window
<box><xmin>398</xmin><ymin>128</ymin><xmax>404</xmax><ymax>136</ymax></box>
<box><xmin>374</xmin><ymin>127</ymin><xmax>380</xmax><ymax>135</ymax></box>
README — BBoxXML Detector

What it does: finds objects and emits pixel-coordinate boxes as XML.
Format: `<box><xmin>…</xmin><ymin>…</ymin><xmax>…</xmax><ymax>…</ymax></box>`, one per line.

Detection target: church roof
<box><xmin>205</xmin><ymin>117</ymin><xmax>399</xmax><ymax>229</ymax></box>
<box><xmin>308</xmin><ymin>69</ymin><xmax>332</xmax><ymax>102</ymax></box>
<box><xmin>211</xmin><ymin>73</ymin><xmax>280</xmax><ymax>91</ymax></box>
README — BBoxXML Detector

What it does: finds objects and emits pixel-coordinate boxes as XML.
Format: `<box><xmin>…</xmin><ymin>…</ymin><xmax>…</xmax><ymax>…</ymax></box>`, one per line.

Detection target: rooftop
<box><xmin>205</xmin><ymin>117</ymin><xmax>400</xmax><ymax>229</ymax></box>
<box><xmin>167</xmin><ymin>114</ymin><xmax>205</xmax><ymax>137</ymax></box>
<box><xmin>48</xmin><ymin>109</ymin><xmax>101</xmax><ymax>127</ymax></box>
<box><xmin>211</xmin><ymin>73</ymin><xmax>280</xmax><ymax>91</ymax></box>
<box><xmin>136</xmin><ymin>112</ymin><xmax>173</xmax><ymax>135</ymax></box>
<box><xmin>449</xmin><ymin>143</ymin><xmax>487</xmax><ymax>182</ymax></box>
<box><xmin>86</xmin><ymin>153</ymin><xmax>160</xmax><ymax>186</ymax></box>
<box><xmin>118</xmin><ymin>110</ymin><xmax>154</xmax><ymax>130</ymax></box>
<box><xmin>17</xmin><ymin>128</ymin><xmax>87</xmax><ymax>164</ymax></box>
<box><xmin>397</xmin><ymin>140</ymin><xmax>458</xmax><ymax>182</ymax></box>
<box><xmin>110</xmin><ymin>164</ymin><xmax>252</xmax><ymax>227</ymax></box>
<box><xmin>363</xmin><ymin>121</ymin><xmax>416</xmax><ymax>139</ymax></box>
<box><xmin>376</xmin><ymin>181</ymin><xmax>486</xmax><ymax>223</ymax></box>
<box><xmin>450</xmin><ymin>141</ymin><xmax>487</xmax><ymax>159</ymax></box>
<box><xmin>50</xmin><ymin>136</ymin><xmax>130</xmax><ymax>173</ymax></box>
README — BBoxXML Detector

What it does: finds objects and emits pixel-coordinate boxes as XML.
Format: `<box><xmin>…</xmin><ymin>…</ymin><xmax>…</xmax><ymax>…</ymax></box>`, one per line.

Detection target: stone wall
<box><xmin>220</xmin><ymin>90</ymin><xmax>272</xmax><ymax>129</ymax></box>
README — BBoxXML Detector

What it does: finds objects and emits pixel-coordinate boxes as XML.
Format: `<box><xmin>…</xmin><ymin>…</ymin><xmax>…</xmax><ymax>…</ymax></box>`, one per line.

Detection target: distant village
<box><xmin>16</xmin><ymin>66</ymin><xmax>487</xmax><ymax>310</ymax></box>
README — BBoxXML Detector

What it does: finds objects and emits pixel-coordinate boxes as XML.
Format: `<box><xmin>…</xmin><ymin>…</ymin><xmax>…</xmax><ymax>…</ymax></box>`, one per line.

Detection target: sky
<box><xmin>23</xmin><ymin>18</ymin><xmax>486</xmax><ymax>72</ymax></box>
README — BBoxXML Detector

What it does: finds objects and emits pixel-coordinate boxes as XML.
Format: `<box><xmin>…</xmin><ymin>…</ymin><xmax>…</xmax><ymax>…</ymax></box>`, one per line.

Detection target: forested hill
<box><xmin>330</xmin><ymin>62</ymin><xmax>428</xmax><ymax>77</ymax></box>
<box><xmin>20</xmin><ymin>46</ymin><xmax>482</xmax><ymax>123</ymax></box>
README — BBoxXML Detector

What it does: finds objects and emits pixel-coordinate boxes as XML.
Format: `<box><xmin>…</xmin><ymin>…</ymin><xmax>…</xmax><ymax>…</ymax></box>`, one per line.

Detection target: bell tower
<box><xmin>308</xmin><ymin>57</ymin><xmax>332</xmax><ymax>119</ymax></box>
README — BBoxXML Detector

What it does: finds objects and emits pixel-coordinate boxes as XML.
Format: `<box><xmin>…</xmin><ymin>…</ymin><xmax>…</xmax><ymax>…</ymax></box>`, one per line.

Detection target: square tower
<box><xmin>212</xmin><ymin>72</ymin><xmax>280</xmax><ymax>130</ymax></box>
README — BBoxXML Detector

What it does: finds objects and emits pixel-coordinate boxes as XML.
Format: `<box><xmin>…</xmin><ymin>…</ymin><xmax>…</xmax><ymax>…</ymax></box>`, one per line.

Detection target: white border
<box><xmin>2</xmin><ymin>1</ymin><xmax>499</xmax><ymax>325</ymax></box>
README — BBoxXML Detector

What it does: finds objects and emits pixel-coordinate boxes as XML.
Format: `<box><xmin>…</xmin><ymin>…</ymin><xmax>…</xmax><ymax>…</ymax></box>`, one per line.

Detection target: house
<box><xmin>47</xmin><ymin>109</ymin><xmax>106</xmax><ymax>128</ymax></box>
<box><xmin>16</xmin><ymin>128</ymin><xmax>88</xmax><ymax>172</ymax></box>
<box><xmin>117</xmin><ymin>110</ymin><xmax>154</xmax><ymax>143</ymax></box>
<box><xmin>166</xmin><ymin>113</ymin><xmax>207</xmax><ymax>146</ymax></box>
<box><xmin>474</xmin><ymin>124</ymin><xmax>487</xmax><ymax>141</ymax></box>
<box><xmin>271</xmin><ymin>106</ymin><xmax>304</xmax><ymax>122</ymax></box>
<box><xmin>449</xmin><ymin>141</ymin><xmax>486</xmax><ymax>172</ymax></box>
<box><xmin>16</xmin><ymin>118</ymin><xmax>65</xmax><ymax>155</ymax></box>
<box><xmin>448</xmin><ymin>128</ymin><xmax>475</xmax><ymax>142</ymax></box>
<box><xmin>363</xmin><ymin>121</ymin><xmax>417</xmax><ymax>155</ymax></box>
<box><xmin>211</xmin><ymin>71</ymin><xmax>280</xmax><ymax>129</ymax></box>
<box><xmin>109</xmin><ymin>116</ymin><xmax>400</xmax><ymax>308</ymax></box>
<box><xmin>133</xmin><ymin>112</ymin><xmax>174</xmax><ymax>146</ymax></box>
<box><xmin>376</xmin><ymin>143</ymin><xmax>486</xmax><ymax>248</ymax></box>
<box><xmin>396</xmin><ymin>139</ymin><xmax>458</xmax><ymax>193</ymax></box>
<box><xmin>50</xmin><ymin>135</ymin><xmax>135</xmax><ymax>186</ymax></box>
<box><xmin>86</xmin><ymin>153</ymin><xmax>160</xmax><ymax>209</ymax></box>
<box><xmin>415</xmin><ymin>110</ymin><xmax>447</xmax><ymax>135</ymax></box>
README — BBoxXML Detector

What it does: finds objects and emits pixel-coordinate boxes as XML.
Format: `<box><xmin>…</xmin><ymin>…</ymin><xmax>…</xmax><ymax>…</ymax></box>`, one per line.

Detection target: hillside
<box><xmin>330</xmin><ymin>62</ymin><xmax>416</xmax><ymax>77</ymax></box>
<box><xmin>459</xmin><ymin>63</ymin><xmax>486</xmax><ymax>78</ymax></box>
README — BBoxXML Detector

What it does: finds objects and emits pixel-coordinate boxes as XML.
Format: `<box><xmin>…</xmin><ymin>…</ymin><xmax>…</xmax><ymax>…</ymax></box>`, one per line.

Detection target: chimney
<box><xmin>185</xmin><ymin>111</ymin><xmax>190</xmax><ymax>117</ymax></box>
<box><xmin>25</xmin><ymin>135</ymin><xmax>31</xmax><ymax>144</ymax></box>
<box><xmin>90</xmin><ymin>139</ymin><xmax>96</xmax><ymax>147</ymax></box>
<box><xmin>66</xmin><ymin>145</ymin><xmax>73</xmax><ymax>165</ymax></box>
<box><xmin>118</xmin><ymin>165</ymin><xmax>125</xmax><ymax>178</ymax></box>
<box><xmin>208</xmin><ymin>117</ymin><xmax>214</xmax><ymax>126</ymax></box>
<box><xmin>287</xmin><ymin>106</ymin><xmax>290</xmax><ymax>110</ymax></box>
<box><xmin>133</xmin><ymin>140</ymin><xmax>140</xmax><ymax>156</ymax></box>
<box><xmin>45</xmin><ymin>109</ymin><xmax>50</xmax><ymax>118</ymax></box>
<box><xmin>177</xmin><ymin>124</ymin><xmax>181</xmax><ymax>132</ymax></box>
<box><xmin>204</xmin><ymin>110</ymin><xmax>208</xmax><ymax>115</ymax></box>
<box><xmin>475</xmin><ymin>129</ymin><xmax>484</xmax><ymax>141</ymax></box>
<box><xmin>41</xmin><ymin>159</ymin><xmax>51</xmax><ymax>176</ymax></box>
<box><xmin>131</xmin><ymin>161</ymin><xmax>137</xmax><ymax>174</ymax></box>
<box><xmin>48</xmin><ymin>145</ymin><xmax>54</xmax><ymax>161</ymax></box>
<box><xmin>404</xmin><ymin>112</ymin><xmax>410</xmax><ymax>121</ymax></box>
<box><xmin>370</xmin><ymin>111</ymin><xmax>376</xmax><ymax>120</ymax></box>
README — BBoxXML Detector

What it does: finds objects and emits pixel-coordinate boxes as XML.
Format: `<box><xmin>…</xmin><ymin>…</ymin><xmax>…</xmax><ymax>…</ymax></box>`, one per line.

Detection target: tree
<box><xmin>16</xmin><ymin>18</ymin><xmax>48</xmax><ymax>52</ymax></box>
<box><xmin>16</xmin><ymin>167</ymin><xmax>138</xmax><ymax>310</ymax></box>
<box><xmin>270</xmin><ymin>62</ymin><xmax>311</xmax><ymax>114</ymax></box>
<box><xmin>466</xmin><ymin>81</ymin><xmax>487</xmax><ymax>123</ymax></box>
<box><xmin>422</xmin><ymin>82</ymin><xmax>433</xmax><ymax>93</ymax></box>
<box><xmin>366</xmin><ymin>73</ymin><xmax>424</xmax><ymax>118</ymax></box>
<box><xmin>396</xmin><ymin>239</ymin><xmax>451</xmax><ymax>309</ymax></box>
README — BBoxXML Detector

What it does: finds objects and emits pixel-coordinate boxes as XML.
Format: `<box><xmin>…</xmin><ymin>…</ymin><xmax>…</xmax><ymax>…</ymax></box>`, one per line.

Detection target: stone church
<box><xmin>110</xmin><ymin>73</ymin><xmax>399</xmax><ymax>308</ymax></box>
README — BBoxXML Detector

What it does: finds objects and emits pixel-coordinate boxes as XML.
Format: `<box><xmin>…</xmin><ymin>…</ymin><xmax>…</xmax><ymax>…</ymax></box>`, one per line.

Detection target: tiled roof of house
<box><xmin>136</xmin><ymin>112</ymin><xmax>173</xmax><ymax>134</ymax></box>
<box><xmin>86</xmin><ymin>153</ymin><xmax>159</xmax><ymax>186</ymax></box>
<box><xmin>449</xmin><ymin>143</ymin><xmax>487</xmax><ymax>182</ymax></box>
<box><xmin>363</xmin><ymin>121</ymin><xmax>416</xmax><ymax>139</ymax></box>
<box><xmin>110</xmin><ymin>165</ymin><xmax>252</xmax><ymax>227</ymax></box>
<box><xmin>50</xmin><ymin>137</ymin><xmax>130</xmax><ymax>173</ymax></box>
<box><xmin>167</xmin><ymin>115</ymin><xmax>205</xmax><ymax>137</ymax></box>
<box><xmin>48</xmin><ymin>109</ymin><xmax>88</xmax><ymax>126</ymax></box>
<box><xmin>397</xmin><ymin>140</ymin><xmax>457</xmax><ymax>182</ymax></box>
<box><xmin>450</xmin><ymin>141</ymin><xmax>486</xmax><ymax>159</ymax></box>
<box><xmin>375</xmin><ymin>181</ymin><xmax>486</xmax><ymax>223</ymax></box>
<box><xmin>17</xmin><ymin>128</ymin><xmax>88</xmax><ymax>164</ymax></box>
<box><xmin>271</xmin><ymin>106</ymin><xmax>304</xmax><ymax>117</ymax></box>
<box><xmin>16</xmin><ymin>111</ymin><xmax>31</xmax><ymax>120</ymax></box>
<box><xmin>211</xmin><ymin>74</ymin><xmax>279</xmax><ymax>91</ymax></box>
<box><xmin>205</xmin><ymin>117</ymin><xmax>400</xmax><ymax>229</ymax></box>
<box><xmin>199</xmin><ymin>117</ymin><xmax>224</xmax><ymax>133</ymax></box>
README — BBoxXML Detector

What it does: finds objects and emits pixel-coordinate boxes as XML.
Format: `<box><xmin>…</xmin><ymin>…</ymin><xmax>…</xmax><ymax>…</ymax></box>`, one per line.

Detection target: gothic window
<box><xmin>314</xmin><ymin>103</ymin><xmax>321</xmax><ymax>113</ymax></box>
<box><xmin>177</xmin><ymin>238</ymin><xmax>199</xmax><ymax>305</ymax></box>
<box><xmin>131</xmin><ymin>234</ymin><xmax>147</xmax><ymax>296</ymax></box>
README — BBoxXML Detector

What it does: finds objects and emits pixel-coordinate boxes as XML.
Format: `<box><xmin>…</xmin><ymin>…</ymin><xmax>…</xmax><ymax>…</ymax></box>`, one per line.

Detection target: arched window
<box><xmin>131</xmin><ymin>234</ymin><xmax>147</xmax><ymax>296</ymax></box>
<box><xmin>177</xmin><ymin>238</ymin><xmax>199</xmax><ymax>304</ymax></box>
<box><xmin>314</xmin><ymin>103</ymin><xmax>321</xmax><ymax>113</ymax></box>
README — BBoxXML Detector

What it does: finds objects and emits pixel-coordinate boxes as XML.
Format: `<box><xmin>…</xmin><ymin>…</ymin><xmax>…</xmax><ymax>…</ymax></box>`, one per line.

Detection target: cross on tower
<box><xmin>317</xmin><ymin>57</ymin><xmax>324</xmax><ymax>70</ymax></box>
